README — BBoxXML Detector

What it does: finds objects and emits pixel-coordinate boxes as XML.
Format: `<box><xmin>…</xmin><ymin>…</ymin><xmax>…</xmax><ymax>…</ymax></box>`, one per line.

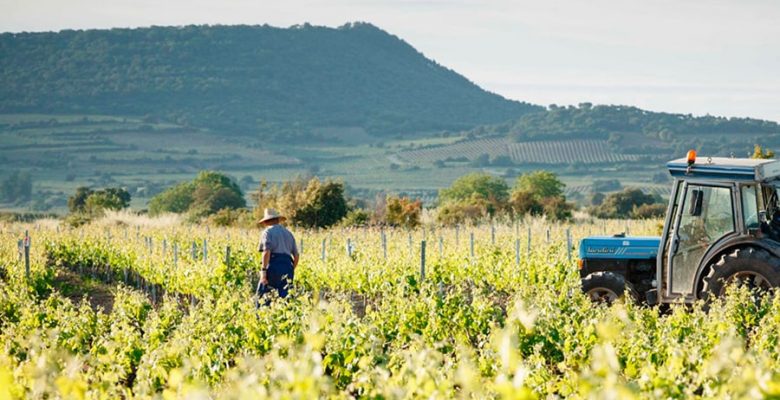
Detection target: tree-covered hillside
<box><xmin>0</xmin><ymin>23</ymin><xmax>540</xmax><ymax>135</ymax></box>
<box><xmin>495</xmin><ymin>103</ymin><xmax>780</xmax><ymax>141</ymax></box>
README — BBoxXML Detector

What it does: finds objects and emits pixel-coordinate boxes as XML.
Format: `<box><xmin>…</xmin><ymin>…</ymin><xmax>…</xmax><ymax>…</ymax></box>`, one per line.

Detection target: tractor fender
<box><xmin>693</xmin><ymin>237</ymin><xmax>780</xmax><ymax>296</ymax></box>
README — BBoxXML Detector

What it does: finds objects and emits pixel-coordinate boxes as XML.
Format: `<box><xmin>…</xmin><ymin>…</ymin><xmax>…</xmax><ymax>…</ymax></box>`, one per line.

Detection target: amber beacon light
<box><xmin>686</xmin><ymin>150</ymin><xmax>697</xmax><ymax>166</ymax></box>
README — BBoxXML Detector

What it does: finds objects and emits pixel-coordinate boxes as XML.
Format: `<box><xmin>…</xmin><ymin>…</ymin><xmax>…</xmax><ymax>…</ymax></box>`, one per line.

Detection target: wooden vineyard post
<box><xmin>566</xmin><ymin>228</ymin><xmax>572</xmax><ymax>262</ymax></box>
<box><xmin>321</xmin><ymin>238</ymin><xmax>326</xmax><ymax>261</ymax></box>
<box><xmin>162</xmin><ymin>239</ymin><xmax>167</xmax><ymax>258</ymax></box>
<box><xmin>546</xmin><ymin>228</ymin><xmax>550</xmax><ymax>243</ymax></box>
<box><xmin>470</xmin><ymin>232</ymin><xmax>475</xmax><ymax>260</ymax></box>
<box><xmin>455</xmin><ymin>225</ymin><xmax>460</xmax><ymax>249</ymax></box>
<box><xmin>346</xmin><ymin>238</ymin><xmax>353</xmax><ymax>258</ymax></box>
<box><xmin>491</xmin><ymin>225</ymin><xmax>495</xmax><ymax>245</ymax></box>
<box><xmin>23</xmin><ymin>231</ymin><xmax>30</xmax><ymax>281</ymax></box>
<box><xmin>438</xmin><ymin>236</ymin><xmax>443</xmax><ymax>259</ymax></box>
<box><xmin>191</xmin><ymin>241</ymin><xmax>197</xmax><ymax>260</ymax></box>
<box><xmin>203</xmin><ymin>239</ymin><xmax>208</xmax><ymax>261</ymax></box>
<box><xmin>225</xmin><ymin>245</ymin><xmax>231</xmax><ymax>267</ymax></box>
<box><xmin>420</xmin><ymin>240</ymin><xmax>426</xmax><ymax>281</ymax></box>
<box><xmin>173</xmin><ymin>243</ymin><xmax>179</xmax><ymax>267</ymax></box>
<box><xmin>515</xmin><ymin>238</ymin><xmax>520</xmax><ymax>266</ymax></box>
<box><xmin>381</xmin><ymin>230</ymin><xmax>387</xmax><ymax>260</ymax></box>
<box><xmin>299</xmin><ymin>238</ymin><xmax>304</xmax><ymax>255</ymax></box>
<box><xmin>527</xmin><ymin>227</ymin><xmax>532</xmax><ymax>257</ymax></box>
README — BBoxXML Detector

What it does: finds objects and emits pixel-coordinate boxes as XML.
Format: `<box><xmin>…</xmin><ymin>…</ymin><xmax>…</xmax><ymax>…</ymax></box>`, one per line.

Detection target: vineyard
<box><xmin>396</xmin><ymin>139</ymin><xmax>640</xmax><ymax>165</ymax></box>
<box><xmin>564</xmin><ymin>185</ymin><xmax>670</xmax><ymax>197</ymax></box>
<box><xmin>1</xmin><ymin>219</ymin><xmax>780</xmax><ymax>399</ymax></box>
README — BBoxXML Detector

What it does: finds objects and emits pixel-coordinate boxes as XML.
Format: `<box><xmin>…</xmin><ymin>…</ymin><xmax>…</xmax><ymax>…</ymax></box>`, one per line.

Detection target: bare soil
<box><xmin>52</xmin><ymin>268</ymin><xmax>116</xmax><ymax>313</ymax></box>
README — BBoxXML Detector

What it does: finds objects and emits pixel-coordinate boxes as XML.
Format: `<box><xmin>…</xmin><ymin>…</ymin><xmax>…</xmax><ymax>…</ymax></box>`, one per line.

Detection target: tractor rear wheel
<box><xmin>581</xmin><ymin>271</ymin><xmax>638</xmax><ymax>303</ymax></box>
<box><xmin>700</xmin><ymin>247</ymin><xmax>780</xmax><ymax>300</ymax></box>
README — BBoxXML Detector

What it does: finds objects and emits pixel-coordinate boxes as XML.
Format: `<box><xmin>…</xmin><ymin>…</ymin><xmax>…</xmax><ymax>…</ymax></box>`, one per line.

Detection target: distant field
<box><xmin>396</xmin><ymin>138</ymin><xmax>640</xmax><ymax>165</ymax></box>
<box><xmin>1</xmin><ymin>113</ymin><xmax>676</xmax><ymax>213</ymax></box>
<box><xmin>565</xmin><ymin>184</ymin><xmax>670</xmax><ymax>197</ymax></box>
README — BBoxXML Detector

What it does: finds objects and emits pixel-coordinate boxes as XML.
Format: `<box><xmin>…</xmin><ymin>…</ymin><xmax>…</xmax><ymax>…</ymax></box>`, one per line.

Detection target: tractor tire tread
<box><xmin>582</xmin><ymin>271</ymin><xmax>638</xmax><ymax>302</ymax></box>
<box><xmin>700</xmin><ymin>247</ymin><xmax>780</xmax><ymax>301</ymax></box>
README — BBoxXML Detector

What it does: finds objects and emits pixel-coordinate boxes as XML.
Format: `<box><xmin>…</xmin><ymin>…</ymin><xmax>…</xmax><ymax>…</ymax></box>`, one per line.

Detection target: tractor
<box><xmin>579</xmin><ymin>151</ymin><xmax>780</xmax><ymax>305</ymax></box>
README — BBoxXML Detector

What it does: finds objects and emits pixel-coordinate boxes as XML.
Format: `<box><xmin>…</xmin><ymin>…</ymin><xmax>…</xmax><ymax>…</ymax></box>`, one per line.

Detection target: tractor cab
<box><xmin>579</xmin><ymin>151</ymin><xmax>780</xmax><ymax>305</ymax></box>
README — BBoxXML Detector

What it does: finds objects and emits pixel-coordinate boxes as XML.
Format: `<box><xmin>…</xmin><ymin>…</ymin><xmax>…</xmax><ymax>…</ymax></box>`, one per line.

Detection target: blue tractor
<box><xmin>579</xmin><ymin>151</ymin><xmax>780</xmax><ymax>304</ymax></box>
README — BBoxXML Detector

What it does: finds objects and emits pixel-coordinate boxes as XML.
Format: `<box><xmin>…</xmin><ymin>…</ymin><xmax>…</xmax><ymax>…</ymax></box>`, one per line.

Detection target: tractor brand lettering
<box><xmin>587</xmin><ymin>246</ymin><xmax>617</xmax><ymax>254</ymax></box>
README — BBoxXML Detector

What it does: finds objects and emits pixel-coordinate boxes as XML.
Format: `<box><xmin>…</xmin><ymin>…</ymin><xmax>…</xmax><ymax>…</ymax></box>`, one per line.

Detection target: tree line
<box><xmin>63</xmin><ymin>168</ymin><xmax>677</xmax><ymax>228</ymax></box>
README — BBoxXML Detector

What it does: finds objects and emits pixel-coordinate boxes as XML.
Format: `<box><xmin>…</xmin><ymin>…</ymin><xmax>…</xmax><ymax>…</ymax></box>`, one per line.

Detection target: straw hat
<box><xmin>259</xmin><ymin>208</ymin><xmax>286</xmax><ymax>224</ymax></box>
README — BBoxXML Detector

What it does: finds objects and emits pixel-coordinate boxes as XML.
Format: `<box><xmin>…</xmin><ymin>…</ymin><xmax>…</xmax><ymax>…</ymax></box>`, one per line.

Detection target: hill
<box><xmin>501</xmin><ymin>104</ymin><xmax>779</xmax><ymax>141</ymax></box>
<box><xmin>0</xmin><ymin>23</ymin><xmax>540</xmax><ymax>136</ymax></box>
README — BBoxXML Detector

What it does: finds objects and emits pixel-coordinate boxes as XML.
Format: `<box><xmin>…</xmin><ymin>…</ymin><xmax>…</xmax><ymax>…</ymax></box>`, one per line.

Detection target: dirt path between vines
<box><xmin>52</xmin><ymin>268</ymin><xmax>116</xmax><ymax>313</ymax></box>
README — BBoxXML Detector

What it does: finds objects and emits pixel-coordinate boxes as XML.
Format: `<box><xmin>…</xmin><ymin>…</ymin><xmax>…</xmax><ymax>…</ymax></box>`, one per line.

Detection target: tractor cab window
<box><xmin>742</xmin><ymin>185</ymin><xmax>759</xmax><ymax>230</ymax></box>
<box><xmin>764</xmin><ymin>183</ymin><xmax>780</xmax><ymax>242</ymax></box>
<box><xmin>669</xmin><ymin>185</ymin><xmax>735</xmax><ymax>295</ymax></box>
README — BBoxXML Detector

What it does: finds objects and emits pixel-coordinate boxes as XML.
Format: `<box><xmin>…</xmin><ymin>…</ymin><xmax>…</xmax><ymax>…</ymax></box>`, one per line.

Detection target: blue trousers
<box><xmin>256</xmin><ymin>253</ymin><xmax>294</xmax><ymax>305</ymax></box>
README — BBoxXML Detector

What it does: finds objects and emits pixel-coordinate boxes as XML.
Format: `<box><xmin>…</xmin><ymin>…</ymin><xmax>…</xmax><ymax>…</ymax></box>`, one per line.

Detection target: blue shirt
<box><xmin>259</xmin><ymin>224</ymin><xmax>298</xmax><ymax>256</ymax></box>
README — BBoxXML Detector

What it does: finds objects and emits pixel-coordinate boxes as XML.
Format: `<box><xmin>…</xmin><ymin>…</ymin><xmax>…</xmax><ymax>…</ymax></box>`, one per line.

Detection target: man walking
<box><xmin>256</xmin><ymin>208</ymin><xmax>299</xmax><ymax>302</ymax></box>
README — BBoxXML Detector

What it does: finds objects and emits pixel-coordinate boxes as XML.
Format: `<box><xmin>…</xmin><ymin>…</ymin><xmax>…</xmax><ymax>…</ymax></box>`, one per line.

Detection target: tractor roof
<box><xmin>667</xmin><ymin>157</ymin><xmax>780</xmax><ymax>182</ymax></box>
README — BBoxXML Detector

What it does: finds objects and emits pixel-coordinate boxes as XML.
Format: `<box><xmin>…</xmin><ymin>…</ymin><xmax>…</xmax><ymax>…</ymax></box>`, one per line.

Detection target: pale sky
<box><xmin>3</xmin><ymin>0</ymin><xmax>780</xmax><ymax>121</ymax></box>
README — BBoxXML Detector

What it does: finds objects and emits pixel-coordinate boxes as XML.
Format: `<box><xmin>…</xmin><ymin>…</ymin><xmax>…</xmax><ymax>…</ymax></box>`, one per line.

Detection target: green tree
<box><xmin>83</xmin><ymin>188</ymin><xmax>131</xmax><ymax>214</ymax></box>
<box><xmin>68</xmin><ymin>187</ymin><xmax>93</xmax><ymax>213</ymax></box>
<box><xmin>440</xmin><ymin>173</ymin><xmax>508</xmax><ymax>204</ymax></box>
<box><xmin>256</xmin><ymin>177</ymin><xmax>348</xmax><ymax>228</ymax></box>
<box><xmin>513</xmin><ymin>170</ymin><xmax>565</xmax><ymax>200</ymax></box>
<box><xmin>509</xmin><ymin>170</ymin><xmax>572</xmax><ymax>220</ymax></box>
<box><xmin>148</xmin><ymin>183</ymin><xmax>194</xmax><ymax>215</ymax></box>
<box><xmin>293</xmin><ymin>179</ymin><xmax>348</xmax><ymax>228</ymax></box>
<box><xmin>439</xmin><ymin>173</ymin><xmax>509</xmax><ymax>219</ymax></box>
<box><xmin>149</xmin><ymin>171</ymin><xmax>245</xmax><ymax>217</ymax></box>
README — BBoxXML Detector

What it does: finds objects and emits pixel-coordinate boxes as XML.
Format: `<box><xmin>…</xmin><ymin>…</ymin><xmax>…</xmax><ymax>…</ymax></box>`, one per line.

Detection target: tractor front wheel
<box><xmin>700</xmin><ymin>247</ymin><xmax>780</xmax><ymax>300</ymax></box>
<box><xmin>581</xmin><ymin>271</ymin><xmax>637</xmax><ymax>304</ymax></box>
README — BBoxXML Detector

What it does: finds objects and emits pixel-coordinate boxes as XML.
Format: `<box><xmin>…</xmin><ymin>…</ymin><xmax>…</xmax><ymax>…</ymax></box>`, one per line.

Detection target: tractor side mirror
<box><xmin>689</xmin><ymin>189</ymin><xmax>704</xmax><ymax>217</ymax></box>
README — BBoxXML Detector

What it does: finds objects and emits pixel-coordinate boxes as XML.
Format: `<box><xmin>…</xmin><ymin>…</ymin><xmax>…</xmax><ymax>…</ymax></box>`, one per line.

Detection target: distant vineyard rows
<box><xmin>397</xmin><ymin>139</ymin><xmax>640</xmax><ymax>165</ymax></box>
<box><xmin>565</xmin><ymin>185</ymin><xmax>670</xmax><ymax>196</ymax></box>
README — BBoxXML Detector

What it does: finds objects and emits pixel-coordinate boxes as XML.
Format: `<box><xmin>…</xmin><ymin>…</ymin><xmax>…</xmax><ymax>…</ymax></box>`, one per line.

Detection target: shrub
<box><xmin>255</xmin><ymin>177</ymin><xmax>348</xmax><ymax>228</ymax></box>
<box><xmin>630</xmin><ymin>203</ymin><xmax>667</xmax><ymax>219</ymax></box>
<box><xmin>205</xmin><ymin>208</ymin><xmax>255</xmax><ymax>227</ymax></box>
<box><xmin>590</xmin><ymin>188</ymin><xmax>657</xmax><ymax>219</ymax></box>
<box><xmin>148</xmin><ymin>171</ymin><xmax>245</xmax><ymax>217</ymax></box>
<box><xmin>340</xmin><ymin>209</ymin><xmax>371</xmax><ymax>227</ymax></box>
<box><xmin>440</xmin><ymin>173</ymin><xmax>508</xmax><ymax>217</ymax></box>
<box><xmin>510</xmin><ymin>171</ymin><xmax>572</xmax><ymax>221</ymax></box>
<box><xmin>436</xmin><ymin>198</ymin><xmax>489</xmax><ymax>226</ymax></box>
<box><xmin>385</xmin><ymin>196</ymin><xmax>422</xmax><ymax>228</ymax></box>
